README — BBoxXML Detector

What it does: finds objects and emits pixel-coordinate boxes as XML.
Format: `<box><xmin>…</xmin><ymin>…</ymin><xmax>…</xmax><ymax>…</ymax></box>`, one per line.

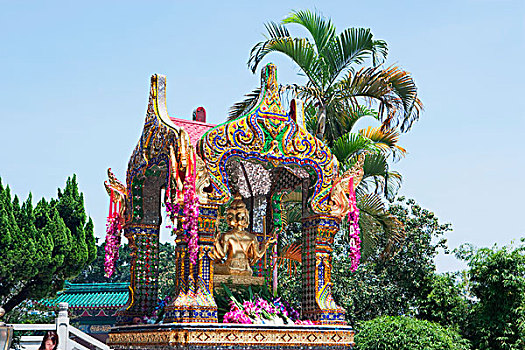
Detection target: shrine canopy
<box><xmin>198</xmin><ymin>64</ymin><xmax>339</xmax><ymax>214</ymax></box>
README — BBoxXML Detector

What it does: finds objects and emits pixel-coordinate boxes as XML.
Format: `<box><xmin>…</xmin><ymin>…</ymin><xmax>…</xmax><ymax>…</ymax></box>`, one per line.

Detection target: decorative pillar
<box><xmin>301</xmin><ymin>215</ymin><xmax>346</xmax><ymax>325</ymax></box>
<box><xmin>164</xmin><ymin>203</ymin><xmax>218</xmax><ymax>323</ymax></box>
<box><xmin>116</xmin><ymin>165</ymin><xmax>164</xmax><ymax>324</ymax></box>
<box><xmin>116</xmin><ymin>224</ymin><xmax>160</xmax><ymax>324</ymax></box>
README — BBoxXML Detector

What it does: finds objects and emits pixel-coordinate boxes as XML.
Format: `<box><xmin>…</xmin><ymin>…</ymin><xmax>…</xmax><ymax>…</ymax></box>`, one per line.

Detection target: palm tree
<box><xmin>231</xmin><ymin>10</ymin><xmax>422</xmax><ymax>261</ymax></box>
<box><xmin>231</xmin><ymin>9</ymin><xmax>422</xmax><ymax>143</ymax></box>
<box><xmin>331</xmin><ymin>127</ymin><xmax>405</xmax><ymax>260</ymax></box>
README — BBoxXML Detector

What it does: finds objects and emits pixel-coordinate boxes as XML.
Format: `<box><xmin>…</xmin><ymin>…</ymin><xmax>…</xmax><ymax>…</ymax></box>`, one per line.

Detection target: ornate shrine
<box><xmin>105</xmin><ymin>64</ymin><xmax>362</xmax><ymax>349</ymax></box>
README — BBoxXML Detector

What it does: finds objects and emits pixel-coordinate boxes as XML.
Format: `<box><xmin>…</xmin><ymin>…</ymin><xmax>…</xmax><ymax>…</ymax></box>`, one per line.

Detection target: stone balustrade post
<box><xmin>55</xmin><ymin>302</ymin><xmax>69</xmax><ymax>350</ymax></box>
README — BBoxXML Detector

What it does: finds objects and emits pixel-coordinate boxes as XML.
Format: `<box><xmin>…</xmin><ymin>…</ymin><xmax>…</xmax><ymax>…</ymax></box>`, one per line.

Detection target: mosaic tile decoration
<box><xmin>116</xmin><ymin>224</ymin><xmax>160</xmax><ymax>323</ymax></box>
<box><xmin>164</xmin><ymin>203</ymin><xmax>219</xmax><ymax>323</ymax></box>
<box><xmin>301</xmin><ymin>215</ymin><xmax>346</xmax><ymax>325</ymax></box>
<box><xmin>199</xmin><ymin>64</ymin><xmax>339</xmax><ymax>215</ymax></box>
<box><xmin>118</xmin><ymin>74</ymin><xmax>182</xmax><ymax>322</ymax></box>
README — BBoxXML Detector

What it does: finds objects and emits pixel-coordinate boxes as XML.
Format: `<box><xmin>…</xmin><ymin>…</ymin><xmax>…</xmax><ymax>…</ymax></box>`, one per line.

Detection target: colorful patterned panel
<box><xmin>302</xmin><ymin>215</ymin><xmax>346</xmax><ymax>325</ymax></box>
<box><xmin>164</xmin><ymin>203</ymin><xmax>219</xmax><ymax>323</ymax></box>
<box><xmin>116</xmin><ymin>225</ymin><xmax>159</xmax><ymax>324</ymax></box>
<box><xmin>108</xmin><ymin>324</ymin><xmax>355</xmax><ymax>350</ymax></box>
<box><xmin>200</xmin><ymin>64</ymin><xmax>338</xmax><ymax>214</ymax></box>
<box><xmin>126</xmin><ymin>74</ymin><xmax>182</xmax><ymax>225</ymax></box>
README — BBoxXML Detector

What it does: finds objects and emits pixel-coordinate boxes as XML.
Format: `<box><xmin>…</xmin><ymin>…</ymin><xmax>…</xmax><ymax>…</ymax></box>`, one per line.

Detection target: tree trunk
<box><xmin>316</xmin><ymin>103</ymin><xmax>327</xmax><ymax>139</ymax></box>
<box><xmin>3</xmin><ymin>282</ymin><xmax>33</xmax><ymax>313</ymax></box>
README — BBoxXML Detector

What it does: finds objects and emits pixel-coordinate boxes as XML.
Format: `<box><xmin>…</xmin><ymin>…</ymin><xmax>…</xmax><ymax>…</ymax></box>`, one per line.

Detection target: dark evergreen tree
<box><xmin>0</xmin><ymin>176</ymin><xmax>96</xmax><ymax>314</ymax></box>
<box><xmin>73</xmin><ymin>243</ymin><xmax>132</xmax><ymax>284</ymax></box>
<box><xmin>74</xmin><ymin>242</ymin><xmax>175</xmax><ymax>299</ymax></box>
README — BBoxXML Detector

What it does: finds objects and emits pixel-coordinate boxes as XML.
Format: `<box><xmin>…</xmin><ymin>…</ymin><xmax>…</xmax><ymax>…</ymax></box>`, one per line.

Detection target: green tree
<box><xmin>417</xmin><ymin>273</ymin><xmax>470</xmax><ymax>332</ymax></box>
<box><xmin>73</xmin><ymin>242</ymin><xmax>132</xmax><ymax>283</ymax></box>
<box><xmin>0</xmin><ymin>176</ymin><xmax>96</xmax><ymax>314</ymax></box>
<box><xmin>157</xmin><ymin>242</ymin><xmax>176</xmax><ymax>298</ymax></box>
<box><xmin>355</xmin><ymin>316</ymin><xmax>470</xmax><ymax>350</ymax></box>
<box><xmin>331</xmin><ymin>197</ymin><xmax>452</xmax><ymax>326</ymax></box>
<box><xmin>458</xmin><ymin>242</ymin><xmax>525</xmax><ymax>350</ymax></box>
<box><xmin>74</xmin><ymin>241</ymin><xmax>175</xmax><ymax>299</ymax></box>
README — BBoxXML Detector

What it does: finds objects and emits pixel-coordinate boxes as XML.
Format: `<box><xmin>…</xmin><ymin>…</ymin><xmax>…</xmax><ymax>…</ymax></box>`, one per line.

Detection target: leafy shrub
<box><xmin>355</xmin><ymin>316</ymin><xmax>469</xmax><ymax>350</ymax></box>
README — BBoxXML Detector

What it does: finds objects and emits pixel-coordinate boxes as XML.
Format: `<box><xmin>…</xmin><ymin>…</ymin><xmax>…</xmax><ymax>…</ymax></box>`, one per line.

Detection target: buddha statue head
<box><xmin>225</xmin><ymin>193</ymin><xmax>249</xmax><ymax>231</ymax></box>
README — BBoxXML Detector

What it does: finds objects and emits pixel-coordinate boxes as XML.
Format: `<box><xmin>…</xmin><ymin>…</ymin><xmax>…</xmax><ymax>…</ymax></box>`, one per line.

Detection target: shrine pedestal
<box><xmin>108</xmin><ymin>323</ymin><xmax>354</xmax><ymax>350</ymax></box>
<box><xmin>213</xmin><ymin>275</ymin><xmax>265</xmax><ymax>288</ymax></box>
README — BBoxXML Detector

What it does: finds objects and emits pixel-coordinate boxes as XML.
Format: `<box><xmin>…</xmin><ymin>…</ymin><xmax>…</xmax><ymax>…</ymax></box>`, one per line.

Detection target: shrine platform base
<box><xmin>108</xmin><ymin>323</ymin><xmax>354</xmax><ymax>350</ymax></box>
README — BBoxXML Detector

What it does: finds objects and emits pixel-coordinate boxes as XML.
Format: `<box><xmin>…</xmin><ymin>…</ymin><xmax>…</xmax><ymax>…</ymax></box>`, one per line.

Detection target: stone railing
<box><xmin>9</xmin><ymin>303</ymin><xmax>109</xmax><ymax>350</ymax></box>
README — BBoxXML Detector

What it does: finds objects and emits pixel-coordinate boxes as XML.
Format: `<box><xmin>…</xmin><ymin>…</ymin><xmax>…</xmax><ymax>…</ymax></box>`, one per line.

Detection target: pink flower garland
<box><xmin>104</xmin><ymin>212</ymin><xmax>122</xmax><ymax>277</ymax></box>
<box><xmin>182</xmin><ymin>174</ymin><xmax>199</xmax><ymax>265</ymax></box>
<box><xmin>165</xmin><ymin>201</ymin><xmax>179</xmax><ymax>229</ymax></box>
<box><xmin>347</xmin><ymin>177</ymin><xmax>361</xmax><ymax>272</ymax></box>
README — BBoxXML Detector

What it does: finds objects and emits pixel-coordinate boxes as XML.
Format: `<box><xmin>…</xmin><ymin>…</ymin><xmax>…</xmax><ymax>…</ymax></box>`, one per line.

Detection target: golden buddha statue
<box><xmin>212</xmin><ymin>194</ymin><xmax>276</xmax><ymax>276</ymax></box>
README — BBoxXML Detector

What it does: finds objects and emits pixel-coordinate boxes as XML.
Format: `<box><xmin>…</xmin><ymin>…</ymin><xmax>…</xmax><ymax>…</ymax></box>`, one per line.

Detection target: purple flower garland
<box><xmin>347</xmin><ymin>178</ymin><xmax>361</xmax><ymax>272</ymax></box>
<box><xmin>104</xmin><ymin>213</ymin><xmax>122</xmax><ymax>277</ymax></box>
<box><xmin>165</xmin><ymin>201</ymin><xmax>179</xmax><ymax>230</ymax></box>
<box><xmin>182</xmin><ymin>174</ymin><xmax>200</xmax><ymax>265</ymax></box>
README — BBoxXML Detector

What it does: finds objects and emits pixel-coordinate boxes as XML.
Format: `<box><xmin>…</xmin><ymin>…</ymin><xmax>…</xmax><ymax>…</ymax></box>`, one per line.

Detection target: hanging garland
<box><xmin>104</xmin><ymin>208</ymin><xmax>122</xmax><ymax>278</ymax></box>
<box><xmin>182</xmin><ymin>173</ymin><xmax>200</xmax><ymax>265</ymax></box>
<box><xmin>166</xmin><ymin>147</ymin><xmax>200</xmax><ymax>265</ymax></box>
<box><xmin>165</xmin><ymin>201</ymin><xmax>179</xmax><ymax>229</ymax></box>
<box><xmin>164</xmin><ymin>155</ymin><xmax>180</xmax><ymax>230</ymax></box>
<box><xmin>347</xmin><ymin>177</ymin><xmax>361</xmax><ymax>272</ymax></box>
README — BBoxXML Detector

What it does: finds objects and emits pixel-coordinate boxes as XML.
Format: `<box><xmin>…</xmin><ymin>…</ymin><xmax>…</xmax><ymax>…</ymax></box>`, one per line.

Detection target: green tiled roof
<box><xmin>40</xmin><ymin>282</ymin><xmax>129</xmax><ymax>309</ymax></box>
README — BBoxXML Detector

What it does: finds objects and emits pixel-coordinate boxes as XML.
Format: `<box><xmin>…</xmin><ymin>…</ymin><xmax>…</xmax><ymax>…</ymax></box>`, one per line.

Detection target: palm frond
<box><xmin>327</xmin><ymin>101</ymin><xmax>379</xmax><ymax>140</ymax></box>
<box><xmin>369</xmin><ymin>171</ymin><xmax>403</xmax><ymax>201</ymax></box>
<box><xmin>283</xmin><ymin>9</ymin><xmax>336</xmax><ymax>56</ymax></box>
<box><xmin>359</xmin><ymin>126</ymin><xmax>407</xmax><ymax>161</ymax></box>
<box><xmin>371</xmin><ymin>39</ymin><xmax>388</xmax><ymax>66</ymax></box>
<box><xmin>379</xmin><ymin>65</ymin><xmax>423</xmax><ymax>132</ymax></box>
<box><xmin>362</xmin><ymin>152</ymin><xmax>389</xmax><ymax>178</ymax></box>
<box><xmin>323</xmin><ymin>28</ymin><xmax>379</xmax><ymax>88</ymax></box>
<box><xmin>335</xmin><ymin>65</ymin><xmax>392</xmax><ymax>102</ymax></box>
<box><xmin>228</xmin><ymin>88</ymin><xmax>261</xmax><ymax>120</ymax></box>
<box><xmin>358</xmin><ymin>206</ymin><xmax>381</xmax><ymax>260</ymax></box>
<box><xmin>248</xmin><ymin>21</ymin><xmax>290</xmax><ymax>73</ymax></box>
<box><xmin>264</xmin><ymin>21</ymin><xmax>290</xmax><ymax>39</ymax></box>
<box><xmin>295</xmin><ymin>84</ymin><xmax>323</xmax><ymax>105</ymax></box>
<box><xmin>248</xmin><ymin>37</ymin><xmax>323</xmax><ymax>90</ymax></box>
<box><xmin>357</xmin><ymin>193</ymin><xmax>405</xmax><ymax>260</ymax></box>
<box><xmin>284</xmin><ymin>201</ymin><xmax>302</xmax><ymax>225</ymax></box>
<box><xmin>278</xmin><ymin>242</ymin><xmax>302</xmax><ymax>264</ymax></box>
<box><xmin>331</xmin><ymin>133</ymin><xmax>376</xmax><ymax>166</ymax></box>
<box><xmin>335</xmin><ymin>65</ymin><xmax>422</xmax><ymax>133</ymax></box>
<box><xmin>385</xmin><ymin>171</ymin><xmax>402</xmax><ymax>201</ymax></box>
<box><xmin>276</xmin><ymin>241</ymin><xmax>302</xmax><ymax>274</ymax></box>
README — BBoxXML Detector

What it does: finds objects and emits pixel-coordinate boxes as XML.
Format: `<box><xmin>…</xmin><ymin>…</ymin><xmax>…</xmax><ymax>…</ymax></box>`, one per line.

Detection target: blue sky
<box><xmin>0</xmin><ymin>0</ymin><xmax>523</xmax><ymax>271</ymax></box>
